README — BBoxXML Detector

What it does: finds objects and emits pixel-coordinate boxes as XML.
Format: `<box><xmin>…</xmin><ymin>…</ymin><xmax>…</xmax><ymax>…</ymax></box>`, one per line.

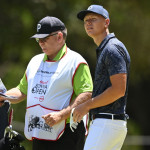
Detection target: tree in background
<box><xmin>0</xmin><ymin>0</ymin><xmax>150</xmax><ymax>149</ymax></box>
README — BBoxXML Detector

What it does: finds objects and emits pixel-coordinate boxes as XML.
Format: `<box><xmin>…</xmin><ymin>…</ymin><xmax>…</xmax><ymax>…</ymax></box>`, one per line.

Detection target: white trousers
<box><xmin>84</xmin><ymin>118</ymin><xmax>127</xmax><ymax>150</ymax></box>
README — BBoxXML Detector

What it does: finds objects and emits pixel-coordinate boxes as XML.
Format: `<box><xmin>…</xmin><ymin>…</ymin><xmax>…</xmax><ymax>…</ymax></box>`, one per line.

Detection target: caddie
<box><xmin>0</xmin><ymin>16</ymin><xmax>93</xmax><ymax>150</ymax></box>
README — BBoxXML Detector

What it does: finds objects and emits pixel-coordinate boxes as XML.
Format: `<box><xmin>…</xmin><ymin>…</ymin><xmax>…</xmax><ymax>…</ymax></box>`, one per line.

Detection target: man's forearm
<box><xmin>59</xmin><ymin>92</ymin><xmax>92</xmax><ymax>121</ymax></box>
<box><xmin>83</xmin><ymin>85</ymin><xmax>125</xmax><ymax>112</ymax></box>
<box><xmin>1</xmin><ymin>88</ymin><xmax>26</xmax><ymax>104</ymax></box>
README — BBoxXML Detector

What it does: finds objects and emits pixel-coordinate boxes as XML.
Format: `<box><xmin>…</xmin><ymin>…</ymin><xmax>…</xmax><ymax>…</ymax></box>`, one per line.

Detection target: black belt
<box><xmin>92</xmin><ymin>114</ymin><xmax>127</xmax><ymax>121</ymax></box>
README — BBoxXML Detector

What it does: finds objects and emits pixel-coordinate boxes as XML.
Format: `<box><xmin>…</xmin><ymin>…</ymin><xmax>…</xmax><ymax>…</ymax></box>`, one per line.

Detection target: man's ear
<box><xmin>105</xmin><ymin>18</ymin><xmax>110</xmax><ymax>28</ymax></box>
<box><xmin>57</xmin><ymin>32</ymin><xmax>64</xmax><ymax>43</ymax></box>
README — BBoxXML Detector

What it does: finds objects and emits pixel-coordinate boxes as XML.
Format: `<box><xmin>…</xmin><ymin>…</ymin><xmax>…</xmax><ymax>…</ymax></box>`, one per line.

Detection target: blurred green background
<box><xmin>0</xmin><ymin>0</ymin><xmax>150</xmax><ymax>149</ymax></box>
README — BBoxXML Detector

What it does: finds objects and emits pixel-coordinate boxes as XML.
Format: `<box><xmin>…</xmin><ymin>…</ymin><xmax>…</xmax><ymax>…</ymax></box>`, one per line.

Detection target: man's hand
<box><xmin>0</xmin><ymin>95</ymin><xmax>6</xmax><ymax>107</ymax></box>
<box><xmin>0</xmin><ymin>95</ymin><xmax>6</xmax><ymax>101</ymax></box>
<box><xmin>73</xmin><ymin>102</ymin><xmax>90</xmax><ymax>123</ymax></box>
<box><xmin>0</xmin><ymin>101</ymin><xmax>4</xmax><ymax>107</ymax></box>
<box><xmin>42</xmin><ymin>112</ymin><xmax>62</xmax><ymax>127</ymax></box>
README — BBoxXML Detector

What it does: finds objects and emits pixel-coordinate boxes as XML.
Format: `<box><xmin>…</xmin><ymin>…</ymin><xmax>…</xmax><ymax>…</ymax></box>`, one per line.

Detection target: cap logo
<box><xmin>88</xmin><ymin>6</ymin><xmax>93</xmax><ymax>10</ymax></box>
<box><xmin>37</xmin><ymin>24</ymin><xmax>41</xmax><ymax>32</ymax></box>
<box><xmin>103</xmin><ymin>14</ymin><xmax>107</xmax><ymax>18</ymax></box>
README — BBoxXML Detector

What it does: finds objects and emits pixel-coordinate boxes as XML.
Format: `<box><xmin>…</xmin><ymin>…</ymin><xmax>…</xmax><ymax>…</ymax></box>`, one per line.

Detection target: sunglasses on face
<box><xmin>36</xmin><ymin>32</ymin><xmax>58</xmax><ymax>43</ymax></box>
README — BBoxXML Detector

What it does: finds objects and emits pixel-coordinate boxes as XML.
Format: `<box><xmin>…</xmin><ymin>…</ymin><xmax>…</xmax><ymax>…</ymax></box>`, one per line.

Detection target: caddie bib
<box><xmin>24</xmin><ymin>47</ymin><xmax>87</xmax><ymax>141</ymax></box>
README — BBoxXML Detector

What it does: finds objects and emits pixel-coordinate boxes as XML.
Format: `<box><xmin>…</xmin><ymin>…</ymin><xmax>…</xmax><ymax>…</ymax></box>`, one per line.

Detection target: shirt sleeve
<box><xmin>73</xmin><ymin>63</ymin><xmax>93</xmax><ymax>96</ymax></box>
<box><xmin>104</xmin><ymin>47</ymin><xmax>127</xmax><ymax>76</ymax></box>
<box><xmin>16</xmin><ymin>73</ymin><xmax>28</xmax><ymax>95</ymax></box>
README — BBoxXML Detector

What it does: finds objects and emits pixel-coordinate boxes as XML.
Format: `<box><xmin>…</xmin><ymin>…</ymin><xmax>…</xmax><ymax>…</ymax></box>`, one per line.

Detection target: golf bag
<box><xmin>0</xmin><ymin>102</ymin><xmax>25</xmax><ymax>150</ymax></box>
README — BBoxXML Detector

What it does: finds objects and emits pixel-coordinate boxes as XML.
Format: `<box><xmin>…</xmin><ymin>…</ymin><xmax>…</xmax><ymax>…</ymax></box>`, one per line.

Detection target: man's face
<box><xmin>38</xmin><ymin>31</ymin><xmax>63</xmax><ymax>59</ymax></box>
<box><xmin>84</xmin><ymin>13</ymin><xmax>107</xmax><ymax>38</ymax></box>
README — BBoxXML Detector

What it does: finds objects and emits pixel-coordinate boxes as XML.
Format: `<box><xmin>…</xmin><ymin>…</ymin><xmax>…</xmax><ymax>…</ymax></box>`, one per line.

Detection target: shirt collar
<box><xmin>96</xmin><ymin>33</ymin><xmax>115</xmax><ymax>51</ymax></box>
<box><xmin>43</xmin><ymin>43</ymin><xmax>67</xmax><ymax>62</ymax></box>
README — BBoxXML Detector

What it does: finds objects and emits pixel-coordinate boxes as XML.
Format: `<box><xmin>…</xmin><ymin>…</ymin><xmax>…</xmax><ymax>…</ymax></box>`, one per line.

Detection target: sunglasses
<box><xmin>36</xmin><ymin>32</ymin><xmax>58</xmax><ymax>43</ymax></box>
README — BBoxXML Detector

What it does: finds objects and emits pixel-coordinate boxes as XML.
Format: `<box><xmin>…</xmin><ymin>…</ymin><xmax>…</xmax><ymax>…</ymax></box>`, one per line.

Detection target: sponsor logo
<box><xmin>28</xmin><ymin>115</ymin><xmax>53</xmax><ymax>132</ymax></box>
<box><xmin>88</xmin><ymin>6</ymin><xmax>93</xmax><ymax>10</ymax></box>
<box><xmin>39</xmin><ymin>96</ymin><xmax>44</xmax><ymax>102</ymax></box>
<box><xmin>32</xmin><ymin>84</ymin><xmax>47</xmax><ymax>95</ymax></box>
<box><xmin>40</xmin><ymin>80</ymin><xmax>48</xmax><ymax>84</ymax></box>
<box><xmin>37</xmin><ymin>69</ymin><xmax>59</xmax><ymax>75</ymax></box>
<box><xmin>37</xmin><ymin>24</ymin><xmax>41</xmax><ymax>32</ymax></box>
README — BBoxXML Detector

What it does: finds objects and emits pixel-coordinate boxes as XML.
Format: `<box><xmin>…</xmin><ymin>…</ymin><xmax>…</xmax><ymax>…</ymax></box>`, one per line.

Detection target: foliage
<box><xmin>0</xmin><ymin>0</ymin><xmax>150</xmax><ymax>149</ymax></box>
